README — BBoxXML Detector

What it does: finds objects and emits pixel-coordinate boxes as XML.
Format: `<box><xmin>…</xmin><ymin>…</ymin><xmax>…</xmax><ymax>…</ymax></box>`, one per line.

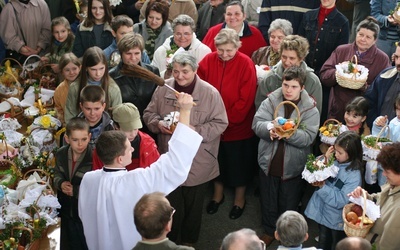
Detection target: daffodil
<box><xmin>319</xmin><ymin>126</ymin><xmax>326</xmax><ymax>133</ymax></box>
<box><xmin>40</xmin><ymin>115</ymin><xmax>51</xmax><ymax>128</ymax></box>
<box><xmin>323</xmin><ymin>131</ymin><xmax>330</xmax><ymax>136</ymax></box>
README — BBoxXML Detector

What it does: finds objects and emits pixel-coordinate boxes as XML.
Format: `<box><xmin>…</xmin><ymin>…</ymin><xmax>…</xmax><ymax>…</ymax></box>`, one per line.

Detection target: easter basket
<box><xmin>319</xmin><ymin>119</ymin><xmax>343</xmax><ymax>145</ymax></box>
<box><xmin>302</xmin><ymin>154</ymin><xmax>338</xmax><ymax>183</ymax></box>
<box><xmin>0</xmin><ymin>98</ymin><xmax>25</xmax><ymax>123</ymax></box>
<box><xmin>392</xmin><ymin>4</ymin><xmax>400</xmax><ymax>23</ymax></box>
<box><xmin>272</xmin><ymin>101</ymin><xmax>300</xmax><ymax>138</ymax></box>
<box><xmin>0</xmin><ymin>136</ymin><xmax>22</xmax><ymax>189</ymax></box>
<box><xmin>343</xmin><ymin>190</ymin><xmax>374</xmax><ymax>238</ymax></box>
<box><xmin>0</xmin><ymin>58</ymin><xmax>24</xmax><ymax>100</ymax></box>
<box><xmin>335</xmin><ymin>55</ymin><xmax>368</xmax><ymax>90</ymax></box>
<box><xmin>362</xmin><ymin>126</ymin><xmax>392</xmax><ymax>160</ymax></box>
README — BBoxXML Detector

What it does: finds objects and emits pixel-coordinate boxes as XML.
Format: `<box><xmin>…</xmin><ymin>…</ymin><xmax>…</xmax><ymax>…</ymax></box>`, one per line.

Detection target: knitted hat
<box><xmin>112</xmin><ymin>103</ymin><xmax>143</xmax><ymax>131</ymax></box>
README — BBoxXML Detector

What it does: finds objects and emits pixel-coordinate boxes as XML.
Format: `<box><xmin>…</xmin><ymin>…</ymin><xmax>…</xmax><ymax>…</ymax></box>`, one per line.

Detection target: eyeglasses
<box><xmin>174</xmin><ymin>32</ymin><xmax>192</xmax><ymax>38</ymax></box>
<box><xmin>259</xmin><ymin>240</ymin><xmax>266</xmax><ymax>250</ymax></box>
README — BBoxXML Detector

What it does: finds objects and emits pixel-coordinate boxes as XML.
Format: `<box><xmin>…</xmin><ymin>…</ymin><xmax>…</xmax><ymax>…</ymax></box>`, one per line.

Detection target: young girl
<box><xmin>72</xmin><ymin>0</ymin><xmax>114</xmax><ymax>57</ymax></box>
<box><xmin>305</xmin><ymin>131</ymin><xmax>363</xmax><ymax>250</ymax></box>
<box><xmin>64</xmin><ymin>46</ymin><xmax>122</xmax><ymax>123</ymax></box>
<box><xmin>344</xmin><ymin>96</ymin><xmax>370</xmax><ymax>136</ymax></box>
<box><xmin>320</xmin><ymin>96</ymin><xmax>370</xmax><ymax>153</ymax></box>
<box><xmin>54</xmin><ymin>53</ymin><xmax>81</xmax><ymax>126</ymax></box>
<box><xmin>41</xmin><ymin>17</ymin><xmax>75</xmax><ymax>73</ymax></box>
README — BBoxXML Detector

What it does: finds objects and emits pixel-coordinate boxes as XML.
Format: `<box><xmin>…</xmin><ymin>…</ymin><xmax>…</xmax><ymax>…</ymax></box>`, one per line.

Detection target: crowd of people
<box><xmin>1</xmin><ymin>0</ymin><xmax>400</xmax><ymax>249</ymax></box>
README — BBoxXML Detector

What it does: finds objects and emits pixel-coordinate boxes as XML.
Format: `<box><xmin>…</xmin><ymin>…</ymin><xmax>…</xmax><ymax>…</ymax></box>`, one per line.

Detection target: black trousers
<box><xmin>318</xmin><ymin>224</ymin><xmax>347</xmax><ymax>250</ymax></box>
<box><xmin>259</xmin><ymin>171</ymin><xmax>306</xmax><ymax>236</ymax></box>
<box><xmin>60</xmin><ymin>214</ymin><xmax>88</xmax><ymax>250</ymax></box>
<box><xmin>167</xmin><ymin>183</ymin><xmax>208</xmax><ymax>244</ymax></box>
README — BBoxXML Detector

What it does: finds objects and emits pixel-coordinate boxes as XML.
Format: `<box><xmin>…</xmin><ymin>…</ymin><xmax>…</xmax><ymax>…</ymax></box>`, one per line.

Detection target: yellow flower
<box><xmin>319</xmin><ymin>126</ymin><xmax>326</xmax><ymax>133</ymax></box>
<box><xmin>323</xmin><ymin>131</ymin><xmax>330</xmax><ymax>136</ymax></box>
<box><xmin>40</xmin><ymin>115</ymin><xmax>51</xmax><ymax>128</ymax></box>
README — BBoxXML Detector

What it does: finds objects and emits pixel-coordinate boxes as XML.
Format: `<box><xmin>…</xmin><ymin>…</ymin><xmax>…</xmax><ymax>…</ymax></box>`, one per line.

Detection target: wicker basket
<box><xmin>320</xmin><ymin>119</ymin><xmax>342</xmax><ymax>145</ymax></box>
<box><xmin>0</xmin><ymin>138</ymin><xmax>22</xmax><ymax>189</ymax></box>
<box><xmin>362</xmin><ymin>125</ymin><xmax>392</xmax><ymax>160</ymax></box>
<box><xmin>0</xmin><ymin>98</ymin><xmax>25</xmax><ymax>123</ymax></box>
<box><xmin>0</xmin><ymin>58</ymin><xmax>23</xmax><ymax>100</ymax></box>
<box><xmin>393</xmin><ymin>11</ymin><xmax>400</xmax><ymax>23</ymax></box>
<box><xmin>342</xmin><ymin>190</ymin><xmax>374</xmax><ymax>238</ymax></box>
<box><xmin>273</xmin><ymin>101</ymin><xmax>300</xmax><ymax>138</ymax></box>
<box><xmin>335</xmin><ymin>55</ymin><xmax>368</xmax><ymax>90</ymax></box>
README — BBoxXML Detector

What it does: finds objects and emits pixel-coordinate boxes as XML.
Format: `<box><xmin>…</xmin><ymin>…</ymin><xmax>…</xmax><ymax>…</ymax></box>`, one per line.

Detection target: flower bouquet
<box><xmin>302</xmin><ymin>154</ymin><xmax>338</xmax><ymax>183</ymax></box>
<box><xmin>335</xmin><ymin>55</ymin><xmax>368</xmax><ymax>90</ymax></box>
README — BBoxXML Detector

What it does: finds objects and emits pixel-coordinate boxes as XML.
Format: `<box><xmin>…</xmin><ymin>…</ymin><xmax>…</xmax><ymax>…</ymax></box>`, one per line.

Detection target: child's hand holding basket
<box><xmin>362</xmin><ymin>126</ymin><xmax>392</xmax><ymax>160</ymax></box>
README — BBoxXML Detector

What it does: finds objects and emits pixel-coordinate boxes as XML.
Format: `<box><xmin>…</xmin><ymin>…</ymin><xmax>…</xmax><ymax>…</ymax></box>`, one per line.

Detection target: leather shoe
<box><xmin>260</xmin><ymin>234</ymin><xmax>275</xmax><ymax>248</ymax></box>
<box><xmin>229</xmin><ymin>202</ymin><xmax>246</xmax><ymax>219</ymax></box>
<box><xmin>206</xmin><ymin>195</ymin><xmax>224</xmax><ymax>214</ymax></box>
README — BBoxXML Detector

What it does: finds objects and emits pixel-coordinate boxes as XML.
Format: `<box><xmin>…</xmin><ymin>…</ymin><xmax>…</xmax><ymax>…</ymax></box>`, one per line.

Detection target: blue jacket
<box><xmin>73</xmin><ymin>22</ymin><xmax>114</xmax><ymax>58</ymax></box>
<box><xmin>305</xmin><ymin>161</ymin><xmax>362</xmax><ymax>231</ymax></box>
<box><xmin>365</xmin><ymin>67</ymin><xmax>397</xmax><ymax>128</ymax></box>
<box><xmin>371</xmin><ymin>0</ymin><xmax>398</xmax><ymax>40</ymax></box>
<box><xmin>298</xmin><ymin>7</ymin><xmax>349</xmax><ymax>75</ymax></box>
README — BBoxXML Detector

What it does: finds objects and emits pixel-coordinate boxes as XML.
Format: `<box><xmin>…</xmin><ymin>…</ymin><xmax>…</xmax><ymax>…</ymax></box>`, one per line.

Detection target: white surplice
<box><xmin>78</xmin><ymin>123</ymin><xmax>202</xmax><ymax>250</ymax></box>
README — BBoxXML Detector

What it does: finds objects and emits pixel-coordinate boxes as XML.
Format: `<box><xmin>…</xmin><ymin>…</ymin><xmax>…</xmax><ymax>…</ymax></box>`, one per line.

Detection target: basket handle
<box><xmin>360</xmin><ymin>189</ymin><xmax>367</xmax><ymax>228</ymax></box>
<box><xmin>351</xmin><ymin>55</ymin><xmax>358</xmax><ymax>67</ymax></box>
<box><xmin>273</xmin><ymin>101</ymin><xmax>301</xmax><ymax>127</ymax></box>
<box><xmin>1</xmin><ymin>58</ymin><xmax>23</xmax><ymax>69</ymax></box>
<box><xmin>11</xmin><ymin>226</ymin><xmax>33</xmax><ymax>241</ymax></box>
<box><xmin>375</xmin><ymin>125</ymin><xmax>390</xmax><ymax>146</ymax></box>
<box><xmin>323</xmin><ymin>118</ymin><xmax>342</xmax><ymax>127</ymax></box>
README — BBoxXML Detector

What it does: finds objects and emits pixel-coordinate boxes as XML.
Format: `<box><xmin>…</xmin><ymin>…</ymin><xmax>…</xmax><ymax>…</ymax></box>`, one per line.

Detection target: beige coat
<box><xmin>143</xmin><ymin>75</ymin><xmax>228</xmax><ymax>186</ymax></box>
<box><xmin>366</xmin><ymin>184</ymin><xmax>400</xmax><ymax>250</ymax></box>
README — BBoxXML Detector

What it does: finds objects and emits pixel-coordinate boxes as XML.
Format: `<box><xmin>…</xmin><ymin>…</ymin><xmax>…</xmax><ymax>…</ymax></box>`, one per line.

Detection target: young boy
<box><xmin>252</xmin><ymin>66</ymin><xmax>320</xmax><ymax>247</ymax></box>
<box><xmin>53</xmin><ymin>117</ymin><xmax>93</xmax><ymax>250</ymax></box>
<box><xmin>78</xmin><ymin>93</ymin><xmax>203</xmax><ymax>250</ymax></box>
<box><xmin>92</xmin><ymin>102</ymin><xmax>160</xmax><ymax>170</ymax></box>
<box><xmin>77</xmin><ymin>85</ymin><xmax>114</xmax><ymax>146</ymax></box>
<box><xmin>103</xmin><ymin>15</ymin><xmax>150</xmax><ymax>65</ymax></box>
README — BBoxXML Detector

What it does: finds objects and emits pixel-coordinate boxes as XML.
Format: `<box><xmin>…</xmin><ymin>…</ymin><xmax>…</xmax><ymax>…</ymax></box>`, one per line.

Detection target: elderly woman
<box><xmin>0</xmin><ymin>0</ymin><xmax>51</xmax><ymax>62</ymax></box>
<box><xmin>109</xmin><ymin>33</ymin><xmax>159</xmax><ymax>137</ymax></box>
<box><xmin>319</xmin><ymin>17</ymin><xmax>390</xmax><ymax>122</ymax></box>
<box><xmin>255</xmin><ymin>35</ymin><xmax>323</xmax><ymax>113</ymax></box>
<box><xmin>348</xmin><ymin>142</ymin><xmax>400</xmax><ymax>250</ymax></box>
<box><xmin>198</xmin><ymin>28</ymin><xmax>258</xmax><ymax>220</ymax></box>
<box><xmin>202</xmin><ymin>0</ymin><xmax>267</xmax><ymax>58</ymax></box>
<box><xmin>143</xmin><ymin>53</ymin><xmax>228</xmax><ymax>245</ymax></box>
<box><xmin>252</xmin><ymin>18</ymin><xmax>293</xmax><ymax>67</ymax></box>
<box><xmin>151</xmin><ymin>14</ymin><xmax>211</xmax><ymax>78</ymax></box>
<box><xmin>133</xmin><ymin>0</ymin><xmax>173</xmax><ymax>60</ymax></box>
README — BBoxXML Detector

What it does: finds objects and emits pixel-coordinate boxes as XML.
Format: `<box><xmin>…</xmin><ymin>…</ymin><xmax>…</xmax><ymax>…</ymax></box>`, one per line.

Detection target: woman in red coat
<box><xmin>198</xmin><ymin>28</ymin><xmax>258</xmax><ymax>220</ymax></box>
<box><xmin>202</xmin><ymin>0</ymin><xmax>266</xmax><ymax>58</ymax></box>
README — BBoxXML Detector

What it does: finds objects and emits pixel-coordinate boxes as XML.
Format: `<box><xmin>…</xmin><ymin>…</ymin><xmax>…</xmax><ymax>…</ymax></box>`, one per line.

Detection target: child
<box><xmin>54</xmin><ymin>53</ymin><xmax>81</xmax><ymax>126</ymax></box>
<box><xmin>76</xmin><ymin>85</ymin><xmax>114</xmax><ymax>146</ymax></box>
<box><xmin>103</xmin><ymin>15</ymin><xmax>151</xmax><ymax>66</ymax></box>
<box><xmin>64</xmin><ymin>46</ymin><xmax>122</xmax><ymax>124</ymax></box>
<box><xmin>53</xmin><ymin>117</ymin><xmax>93</xmax><ymax>250</ymax></box>
<box><xmin>72</xmin><ymin>0</ymin><xmax>114</xmax><ymax>57</ymax></box>
<box><xmin>78</xmin><ymin>93</ymin><xmax>202</xmax><ymax>250</ymax></box>
<box><xmin>305</xmin><ymin>131</ymin><xmax>363</xmax><ymax>250</ymax></box>
<box><xmin>370</xmin><ymin>93</ymin><xmax>400</xmax><ymax>186</ymax></box>
<box><xmin>343</xmin><ymin>96</ymin><xmax>370</xmax><ymax>136</ymax></box>
<box><xmin>253</xmin><ymin>66</ymin><xmax>319</xmax><ymax>247</ymax></box>
<box><xmin>92</xmin><ymin>102</ymin><xmax>160</xmax><ymax>170</ymax></box>
<box><xmin>41</xmin><ymin>16</ymin><xmax>75</xmax><ymax>73</ymax></box>
<box><xmin>71</xmin><ymin>0</ymin><xmax>88</xmax><ymax>34</ymax></box>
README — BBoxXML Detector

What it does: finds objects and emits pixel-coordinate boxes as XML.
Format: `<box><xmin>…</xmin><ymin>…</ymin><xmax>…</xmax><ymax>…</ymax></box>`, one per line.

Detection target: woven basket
<box><xmin>320</xmin><ymin>119</ymin><xmax>342</xmax><ymax>145</ymax></box>
<box><xmin>335</xmin><ymin>55</ymin><xmax>368</xmax><ymax>90</ymax></box>
<box><xmin>342</xmin><ymin>190</ymin><xmax>374</xmax><ymax>238</ymax></box>
<box><xmin>0</xmin><ymin>98</ymin><xmax>25</xmax><ymax>123</ymax></box>
<box><xmin>0</xmin><ymin>138</ymin><xmax>22</xmax><ymax>189</ymax></box>
<box><xmin>0</xmin><ymin>58</ymin><xmax>23</xmax><ymax>100</ymax></box>
<box><xmin>362</xmin><ymin>125</ymin><xmax>392</xmax><ymax>160</ymax></box>
<box><xmin>273</xmin><ymin>101</ymin><xmax>300</xmax><ymax>138</ymax></box>
<box><xmin>23</xmin><ymin>168</ymin><xmax>54</xmax><ymax>192</ymax></box>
